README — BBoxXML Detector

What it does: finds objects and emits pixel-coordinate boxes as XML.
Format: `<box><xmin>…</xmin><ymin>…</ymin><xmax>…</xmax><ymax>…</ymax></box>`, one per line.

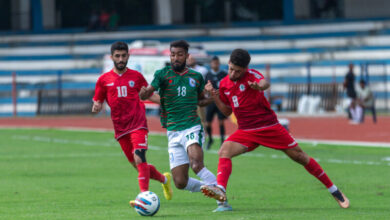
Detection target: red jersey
<box><xmin>93</xmin><ymin>68</ymin><xmax>148</xmax><ymax>139</ymax></box>
<box><xmin>219</xmin><ymin>69</ymin><xmax>278</xmax><ymax>130</ymax></box>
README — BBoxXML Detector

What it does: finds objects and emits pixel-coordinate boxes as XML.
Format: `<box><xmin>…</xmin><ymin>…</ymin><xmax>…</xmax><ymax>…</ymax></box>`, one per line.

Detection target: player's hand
<box><xmin>139</xmin><ymin>86</ymin><xmax>148</xmax><ymax>100</ymax></box>
<box><xmin>92</xmin><ymin>101</ymin><xmax>103</xmax><ymax>113</ymax></box>
<box><xmin>248</xmin><ymin>81</ymin><xmax>261</xmax><ymax>90</ymax></box>
<box><xmin>205</xmin><ymin>80</ymin><xmax>213</xmax><ymax>92</ymax></box>
<box><xmin>213</xmin><ymin>89</ymin><xmax>220</xmax><ymax>97</ymax></box>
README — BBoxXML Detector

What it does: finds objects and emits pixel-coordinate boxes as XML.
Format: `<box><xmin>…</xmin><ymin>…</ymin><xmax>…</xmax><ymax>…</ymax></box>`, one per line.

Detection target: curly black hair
<box><xmin>170</xmin><ymin>40</ymin><xmax>189</xmax><ymax>53</ymax></box>
<box><xmin>111</xmin><ymin>41</ymin><xmax>128</xmax><ymax>55</ymax></box>
<box><xmin>229</xmin><ymin>49</ymin><xmax>251</xmax><ymax>67</ymax></box>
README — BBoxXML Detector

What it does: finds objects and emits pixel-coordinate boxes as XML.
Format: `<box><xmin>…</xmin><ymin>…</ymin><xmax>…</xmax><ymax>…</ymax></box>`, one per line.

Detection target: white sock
<box><xmin>196</xmin><ymin>167</ymin><xmax>217</xmax><ymax>185</ymax></box>
<box><xmin>217</xmin><ymin>200</ymin><xmax>229</xmax><ymax>206</ymax></box>
<box><xmin>184</xmin><ymin>177</ymin><xmax>204</xmax><ymax>192</ymax></box>
<box><xmin>328</xmin><ymin>184</ymin><xmax>338</xmax><ymax>193</ymax></box>
<box><xmin>163</xmin><ymin>176</ymin><xmax>167</xmax><ymax>184</ymax></box>
<box><xmin>217</xmin><ymin>184</ymin><xmax>226</xmax><ymax>192</ymax></box>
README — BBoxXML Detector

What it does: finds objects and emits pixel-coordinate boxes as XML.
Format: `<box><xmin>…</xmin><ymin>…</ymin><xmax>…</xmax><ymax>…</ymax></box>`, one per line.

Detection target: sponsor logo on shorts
<box><xmin>129</xmin><ymin>80</ymin><xmax>135</xmax><ymax>87</ymax></box>
<box><xmin>189</xmin><ymin>78</ymin><xmax>196</xmax><ymax>87</ymax></box>
<box><xmin>106</xmin><ymin>82</ymin><xmax>114</xmax><ymax>86</ymax></box>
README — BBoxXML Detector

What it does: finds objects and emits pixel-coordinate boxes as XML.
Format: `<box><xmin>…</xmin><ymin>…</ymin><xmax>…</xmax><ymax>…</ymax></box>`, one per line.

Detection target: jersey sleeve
<box><xmin>151</xmin><ymin>69</ymin><xmax>163</xmax><ymax>90</ymax></box>
<box><xmin>248</xmin><ymin>69</ymin><xmax>265</xmax><ymax>83</ymax></box>
<box><xmin>219</xmin><ymin>84</ymin><xmax>230</xmax><ymax>106</ymax></box>
<box><xmin>93</xmin><ymin>76</ymin><xmax>106</xmax><ymax>102</ymax></box>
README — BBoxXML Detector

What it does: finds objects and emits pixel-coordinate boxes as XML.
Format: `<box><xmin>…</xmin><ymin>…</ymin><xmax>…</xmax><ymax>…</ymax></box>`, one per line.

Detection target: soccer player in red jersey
<box><xmin>92</xmin><ymin>41</ymin><xmax>173</xmax><ymax>205</ymax></box>
<box><xmin>200</xmin><ymin>49</ymin><xmax>349</xmax><ymax>210</ymax></box>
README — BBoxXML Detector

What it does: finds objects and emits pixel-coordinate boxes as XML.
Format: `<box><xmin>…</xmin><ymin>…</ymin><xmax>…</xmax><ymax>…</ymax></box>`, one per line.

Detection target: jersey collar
<box><xmin>112</xmin><ymin>68</ymin><xmax>129</xmax><ymax>77</ymax></box>
<box><xmin>172</xmin><ymin>67</ymin><xmax>189</xmax><ymax>76</ymax></box>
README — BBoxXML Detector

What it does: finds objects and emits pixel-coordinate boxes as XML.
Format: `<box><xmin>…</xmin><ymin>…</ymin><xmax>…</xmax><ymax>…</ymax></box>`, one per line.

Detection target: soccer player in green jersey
<box><xmin>139</xmin><ymin>40</ymin><xmax>232</xmax><ymax>212</ymax></box>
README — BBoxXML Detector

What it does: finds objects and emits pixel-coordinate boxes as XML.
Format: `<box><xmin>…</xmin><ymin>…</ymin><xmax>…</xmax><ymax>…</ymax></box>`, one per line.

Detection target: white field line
<box><xmin>4</xmin><ymin>134</ymin><xmax>390</xmax><ymax>167</ymax></box>
<box><xmin>297</xmin><ymin>138</ymin><xmax>390</xmax><ymax>148</ymax></box>
<box><xmin>1</xmin><ymin>126</ymin><xmax>390</xmax><ymax>148</ymax></box>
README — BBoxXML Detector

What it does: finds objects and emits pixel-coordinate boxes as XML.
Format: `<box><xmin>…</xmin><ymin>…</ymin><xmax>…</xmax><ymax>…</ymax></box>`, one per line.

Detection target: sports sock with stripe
<box><xmin>217</xmin><ymin>158</ymin><xmax>232</xmax><ymax>189</ymax></box>
<box><xmin>304</xmin><ymin>157</ymin><xmax>333</xmax><ymax>188</ymax></box>
<box><xmin>137</xmin><ymin>162</ymin><xmax>150</xmax><ymax>192</ymax></box>
<box><xmin>148</xmin><ymin>164</ymin><xmax>165</xmax><ymax>183</ymax></box>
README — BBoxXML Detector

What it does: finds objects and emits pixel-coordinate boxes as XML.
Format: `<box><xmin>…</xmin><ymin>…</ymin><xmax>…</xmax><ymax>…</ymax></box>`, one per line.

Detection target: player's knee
<box><xmin>297</xmin><ymin>152</ymin><xmax>310</xmax><ymax>165</ymax></box>
<box><xmin>291</xmin><ymin>150</ymin><xmax>308</xmax><ymax>165</ymax></box>
<box><xmin>173</xmin><ymin>176</ymin><xmax>188</xmax><ymax>189</ymax></box>
<box><xmin>134</xmin><ymin>149</ymin><xmax>147</xmax><ymax>163</ymax></box>
<box><xmin>190</xmin><ymin>161</ymin><xmax>204</xmax><ymax>173</ymax></box>
<box><xmin>218</xmin><ymin>145</ymin><xmax>231</xmax><ymax>158</ymax></box>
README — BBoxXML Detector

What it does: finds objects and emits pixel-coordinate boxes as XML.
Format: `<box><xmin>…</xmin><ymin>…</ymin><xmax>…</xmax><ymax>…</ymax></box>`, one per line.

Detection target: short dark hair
<box><xmin>170</xmin><ymin>40</ymin><xmax>189</xmax><ymax>53</ymax></box>
<box><xmin>211</xmin><ymin>56</ymin><xmax>219</xmax><ymax>61</ymax></box>
<box><xmin>111</xmin><ymin>41</ymin><xmax>128</xmax><ymax>55</ymax></box>
<box><xmin>230</xmin><ymin>49</ymin><xmax>251</xmax><ymax>67</ymax></box>
<box><xmin>360</xmin><ymin>79</ymin><xmax>366</xmax><ymax>84</ymax></box>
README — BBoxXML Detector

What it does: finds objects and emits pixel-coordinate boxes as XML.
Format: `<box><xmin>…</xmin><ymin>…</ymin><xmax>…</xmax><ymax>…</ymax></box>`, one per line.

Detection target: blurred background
<box><xmin>0</xmin><ymin>0</ymin><xmax>389</xmax><ymax>118</ymax></box>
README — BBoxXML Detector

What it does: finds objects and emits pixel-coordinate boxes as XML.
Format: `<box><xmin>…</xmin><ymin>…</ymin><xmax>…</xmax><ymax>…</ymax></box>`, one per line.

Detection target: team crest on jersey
<box><xmin>239</xmin><ymin>84</ymin><xmax>245</xmax><ymax>92</ymax></box>
<box><xmin>129</xmin><ymin>80</ymin><xmax>135</xmax><ymax>87</ymax></box>
<box><xmin>189</xmin><ymin>78</ymin><xmax>196</xmax><ymax>87</ymax></box>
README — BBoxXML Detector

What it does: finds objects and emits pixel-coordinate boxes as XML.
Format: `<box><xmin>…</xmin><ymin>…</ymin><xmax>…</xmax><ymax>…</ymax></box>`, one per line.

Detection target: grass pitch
<box><xmin>0</xmin><ymin>128</ymin><xmax>389</xmax><ymax>219</ymax></box>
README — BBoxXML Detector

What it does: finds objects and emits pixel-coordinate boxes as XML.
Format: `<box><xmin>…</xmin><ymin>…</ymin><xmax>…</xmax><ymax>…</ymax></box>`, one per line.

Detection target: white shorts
<box><xmin>167</xmin><ymin>124</ymin><xmax>205</xmax><ymax>170</ymax></box>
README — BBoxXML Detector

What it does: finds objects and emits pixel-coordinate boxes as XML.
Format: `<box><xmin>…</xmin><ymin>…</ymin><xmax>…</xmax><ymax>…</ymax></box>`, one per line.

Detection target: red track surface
<box><xmin>0</xmin><ymin>115</ymin><xmax>389</xmax><ymax>143</ymax></box>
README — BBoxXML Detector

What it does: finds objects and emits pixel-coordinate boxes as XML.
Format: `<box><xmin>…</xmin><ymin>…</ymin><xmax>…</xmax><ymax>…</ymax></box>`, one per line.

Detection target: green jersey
<box><xmin>151</xmin><ymin>66</ymin><xmax>205</xmax><ymax>131</ymax></box>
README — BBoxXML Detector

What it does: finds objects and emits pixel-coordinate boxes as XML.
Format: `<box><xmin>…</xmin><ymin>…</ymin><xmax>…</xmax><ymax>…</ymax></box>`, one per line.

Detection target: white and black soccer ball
<box><xmin>134</xmin><ymin>191</ymin><xmax>160</xmax><ymax>216</ymax></box>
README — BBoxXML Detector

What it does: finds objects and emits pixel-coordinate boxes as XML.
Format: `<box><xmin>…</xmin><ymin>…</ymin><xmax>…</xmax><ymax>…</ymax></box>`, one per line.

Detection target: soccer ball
<box><xmin>134</xmin><ymin>191</ymin><xmax>160</xmax><ymax>216</ymax></box>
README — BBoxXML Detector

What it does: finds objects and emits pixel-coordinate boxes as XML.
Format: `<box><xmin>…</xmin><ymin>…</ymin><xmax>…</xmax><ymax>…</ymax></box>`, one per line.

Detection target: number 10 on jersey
<box><xmin>117</xmin><ymin>86</ymin><xmax>127</xmax><ymax>97</ymax></box>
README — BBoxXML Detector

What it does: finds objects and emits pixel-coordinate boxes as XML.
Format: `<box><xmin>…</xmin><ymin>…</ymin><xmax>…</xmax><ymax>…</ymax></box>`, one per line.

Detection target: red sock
<box><xmin>148</xmin><ymin>164</ymin><xmax>165</xmax><ymax>183</ymax></box>
<box><xmin>217</xmin><ymin>158</ymin><xmax>232</xmax><ymax>189</ymax></box>
<box><xmin>137</xmin><ymin>162</ymin><xmax>150</xmax><ymax>192</ymax></box>
<box><xmin>304</xmin><ymin>158</ymin><xmax>333</xmax><ymax>188</ymax></box>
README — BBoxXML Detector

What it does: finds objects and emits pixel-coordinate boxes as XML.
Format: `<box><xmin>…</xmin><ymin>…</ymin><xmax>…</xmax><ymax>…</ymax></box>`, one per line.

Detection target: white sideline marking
<box><xmin>5</xmin><ymin>134</ymin><xmax>390</xmax><ymax>167</ymax></box>
<box><xmin>297</xmin><ymin>138</ymin><xmax>390</xmax><ymax>148</ymax></box>
<box><xmin>1</xmin><ymin>127</ymin><xmax>389</xmax><ymax>148</ymax></box>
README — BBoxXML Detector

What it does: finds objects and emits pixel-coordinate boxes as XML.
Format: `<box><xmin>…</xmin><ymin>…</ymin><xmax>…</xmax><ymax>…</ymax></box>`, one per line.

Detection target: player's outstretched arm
<box><xmin>148</xmin><ymin>93</ymin><xmax>161</xmax><ymax>105</ymax></box>
<box><xmin>209</xmin><ymin>92</ymin><xmax>232</xmax><ymax>117</ymax></box>
<box><xmin>139</xmin><ymin>85</ymin><xmax>156</xmax><ymax>100</ymax></box>
<box><xmin>248</xmin><ymin>79</ymin><xmax>270</xmax><ymax>91</ymax></box>
<box><xmin>198</xmin><ymin>91</ymin><xmax>213</xmax><ymax>107</ymax></box>
<box><xmin>92</xmin><ymin>100</ymin><xmax>103</xmax><ymax>113</ymax></box>
<box><xmin>204</xmin><ymin>80</ymin><xmax>232</xmax><ymax>116</ymax></box>
<box><xmin>213</xmin><ymin>94</ymin><xmax>232</xmax><ymax>116</ymax></box>
<box><xmin>198</xmin><ymin>80</ymin><xmax>214</xmax><ymax>107</ymax></box>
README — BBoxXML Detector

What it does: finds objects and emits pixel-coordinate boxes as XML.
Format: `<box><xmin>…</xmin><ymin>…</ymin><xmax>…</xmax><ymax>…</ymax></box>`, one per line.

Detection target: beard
<box><xmin>114</xmin><ymin>61</ymin><xmax>127</xmax><ymax>71</ymax></box>
<box><xmin>171</xmin><ymin>61</ymin><xmax>186</xmax><ymax>72</ymax></box>
<box><xmin>229</xmin><ymin>75</ymin><xmax>238</xmax><ymax>81</ymax></box>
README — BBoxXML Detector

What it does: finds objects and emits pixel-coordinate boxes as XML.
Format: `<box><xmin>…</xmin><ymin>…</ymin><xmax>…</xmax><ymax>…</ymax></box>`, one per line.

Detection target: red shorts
<box><xmin>117</xmin><ymin>129</ymin><xmax>148</xmax><ymax>162</ymax></box>
<box><xmin>226</xmin><ymin>123</ymin><xmax>298</xmax><ymax>151</ymax></box>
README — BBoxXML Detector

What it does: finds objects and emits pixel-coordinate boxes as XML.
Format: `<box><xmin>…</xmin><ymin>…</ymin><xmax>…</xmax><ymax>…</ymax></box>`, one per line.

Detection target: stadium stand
<box><xmin>1</xmin><ymin>19</ymin><xmax>390</xmax><ymax>116</ymax></box>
